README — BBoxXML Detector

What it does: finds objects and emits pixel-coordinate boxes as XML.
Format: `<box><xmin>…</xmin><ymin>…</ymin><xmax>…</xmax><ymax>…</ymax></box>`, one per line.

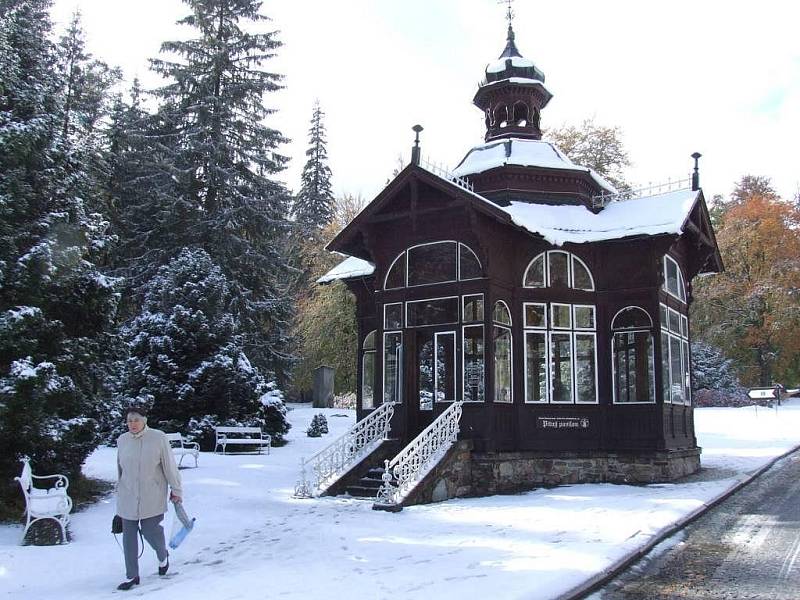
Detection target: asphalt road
<box><xmin>594</xmin><ymin>451</ymin><xmax>800</xmax><ymax>600</ymax></box>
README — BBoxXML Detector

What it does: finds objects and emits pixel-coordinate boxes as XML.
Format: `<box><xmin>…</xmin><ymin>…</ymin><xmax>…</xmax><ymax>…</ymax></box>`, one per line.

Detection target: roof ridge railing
<box><xmin>591</xmin><ymin>177</ymin><xmax>692</xmax><ymax>209</ymax></box>
<box><xmin>419</xmin><ymin>155</ymin><xmax>475</xmax><ymax>193</ymax></box>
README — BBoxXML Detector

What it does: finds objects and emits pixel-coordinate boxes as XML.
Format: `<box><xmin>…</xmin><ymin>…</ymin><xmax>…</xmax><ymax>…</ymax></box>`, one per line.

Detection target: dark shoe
<box><xmin>158</xmin><ymin>558</ymin><xmax>169</xmax><ymax>576</ymax></box>
<box><xmin>117</xmin><ymin>576</ymin><xmax>140</xmax><ymax>591</ymax></box>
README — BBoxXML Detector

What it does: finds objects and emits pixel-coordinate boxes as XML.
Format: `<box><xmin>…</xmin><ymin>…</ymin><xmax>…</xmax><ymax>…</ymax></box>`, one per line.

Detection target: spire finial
<box><xmin>499</xmin><ymin>0</ymin><xmax>515</xmax><ymax>27</ymax></box>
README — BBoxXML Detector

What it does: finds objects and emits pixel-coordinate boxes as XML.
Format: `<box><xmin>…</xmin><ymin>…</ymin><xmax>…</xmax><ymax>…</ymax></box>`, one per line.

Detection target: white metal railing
<box><xmin>293</xmin><ymin>401</ymin><xmax>396</xmax><ymax>498</ymax></box>
<box><xmin>375</xmin><ymin>400</ymin><xmax>464</xmax><ymax>507</ymax></box>
<box><xmin>591</xmin><ymin>177</ymin><xmax>692</xmax><ymax>209</ymax></box>
<box><xmin>419</xmin><ymin>156</ymin><xmax>475</xmax><ymax>193</ymax></box>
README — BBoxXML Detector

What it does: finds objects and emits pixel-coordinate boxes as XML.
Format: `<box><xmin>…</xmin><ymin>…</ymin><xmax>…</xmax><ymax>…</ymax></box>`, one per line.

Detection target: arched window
<box><xmin>662</xmin><ymin>255</ymin><xmax>687</xmax><ymax>302</ymax></box>
<box><xmin>512</xmin><ymin>102</ymin><xmax>529</xmax><ymax>126</ymax></box>
<box><xmin>522</xmin><ymin>251</ymin><xmax>595</xmax><ymax>291</ymax></box>
<box><xmin>612</xmin><ymin>307</ymin><xmax>655</xmax><ymax>404</ymax></box>
<box><xmin>361</xmin><ymin>331</ymin><xmax>376</xmax><ymax>409</ymax></box>
<box><xmin>493</xmin><ymin>301</ymin><xmax>512</xmax><ymax>403</ymax></box>
<box><xmin>495</xmin><ymin>104</ymin><xmax>509</xmax><ymax>128</ymax></box>
<box><xmin>384</xmin><ymin>241</ymin><xmax>483</xmax><ymax>289</ymax></box>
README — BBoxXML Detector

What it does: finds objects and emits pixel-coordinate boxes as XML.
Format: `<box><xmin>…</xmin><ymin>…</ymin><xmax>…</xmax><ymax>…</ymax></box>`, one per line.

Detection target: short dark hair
<box><xmin>125</xmin><ymin>406</ymin><xmax>148</xmax><ymax>418</ymax></box>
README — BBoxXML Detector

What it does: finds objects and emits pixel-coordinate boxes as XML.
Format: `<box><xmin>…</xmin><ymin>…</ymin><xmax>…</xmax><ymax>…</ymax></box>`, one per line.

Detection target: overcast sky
<box><xmin>50</xmin><ymin>0</ymin><xmax>799</xmax><ymax>203</ymax></box>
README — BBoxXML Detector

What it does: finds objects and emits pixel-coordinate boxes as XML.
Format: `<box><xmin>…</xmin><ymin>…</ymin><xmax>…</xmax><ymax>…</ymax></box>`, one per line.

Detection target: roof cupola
<box><xmin>473</xmin><ymin>8</ymin><xmax>552</xmax><ymax>142</ymax></box>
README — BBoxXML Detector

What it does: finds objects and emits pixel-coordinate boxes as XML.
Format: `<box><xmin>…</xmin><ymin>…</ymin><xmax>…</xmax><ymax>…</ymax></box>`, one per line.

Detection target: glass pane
<box><xmin>524</xmin><ymin>303</ymin><xmax>546</xmax><ymax>328</ymax></box>
<box><xmin>550</xmin><ymin>333</ymin><xmax>573</xmax><ymax>402</ymax></box>
<box><xmin>363</xmin><ymin>330</ymin><xmax>376</xmax><ymax>350</ymax></box>
<box><xmin>661</xmin><ymin>332</ymin><xmax>671</xmax><ymax>403</ymax></box>
<box><xmin>524</xmin><ymin>254</ymin><xmax>545</xmax><ymax>287</ymax></box>
<box><xmin>459</xmin><ymin>244</ymin><xmax>483</xmax><ymax>280</ymax></box>
<box><xmin>362</xmin><ymin>352</ymin><xmax>375</xmax><ymax>409</ymax></box>
<box><xmin>493</xmin><ymin>301</ymin><xmax>511</xmax><ymax>325</ymax></box>
<box><xmin>407</xmin><ymin>242</ymin><xmax>457</xmax><ymax>286</ymax></box>
<box><xmin>383</xmin><ymin>332</ymin><xmax>402</xmax><ymax>403</ymax></box>
<box><xmin>463</xmin><ymin>295</ymin><xmax>484</xmax><ymax>322</ymax></box>
<box><xmin>418</xmin><ymin>337</ymin><xmax>434</xmax><ymax>411</ymax></box>
<box><xmin>463</xmin><ymin>326</ymin><xmax>485</xmax><ymax>402</ymax></box>
<box><xmin>660</xmin><ymin>304</ymin><xmax>668</xmax><ymax>328</ymax></box>
<box><xmin>385</xmin><ymin>254</ymin><xmax>405</xmax><ymax>289</ymax></box>
<box><xmin>572</xmin><ymin>257</ymin><xmax>593</xmax><ymax>290</ymax></box>
<box><xmin>665</xmin><ymin>257</ymin><xmax>679</xmax><ymax>297</ymax></box>
<box><xmin>406</xmin><ymin>297</ymin><xmax>459</xmax><ymax>327</ymax></box>
<box><xmin>683</xmin><ymin>340</ymin><xmax>691</xmax><ymax>405</ymax></box>
<box><xmin>493</xmin><ymin>327</ymin><xmax>512</xmax><ymax>403</ymax></box>
<box><xmin>435</xmin><ymin>333</ymin><xmax>456</xmax><ymax>402</ymax></box>
<box><xmin>575</xmin><ymin>334</ymin><xmax>596</xmax><ymax>403</ymax></box>
<box><xmin>681</xmin><ymin>315</ymin><xmax>689</xmax><ymax>338</ymax></box>
<box><xmin>548</xmin><ymin>252</ymin><xmax>569</xmax><ymax>288</ymax></box>
<box><xmin>613</xmin><ymin>306</ymin><xmax>651</xmax><ymax>329</ymax></box>
<box><xmin>525</xmin><ymin>332</ymin><xmax>547</xmax><ymax>402</ymax></box>
<box><xmin>668</xmin><ymin>309</ymin><xmax>681</xmax><ymax>334</ymax></box>
<box><xmin>384</xmin><ymin>303</ymin><xmax>402</xmax><ymax>329</ymax></box>
<box><xmin>551</xmin><ymin>304</ymin><xmax>571</xmax><ymax>329</ymax></box>
<box><xmin>614</xmin><ymin>331</ymin><xmax>654</xmax><ymax>403</ymax></box>
<box><xmin>574</xmin><ymin>305</ymin><xmax>595</xmax><ymax>329</ymax></box>
<box><xmin>669</xmin><ymin>335</ymin><xmax>684</xmax><ymax>403</ymax></box>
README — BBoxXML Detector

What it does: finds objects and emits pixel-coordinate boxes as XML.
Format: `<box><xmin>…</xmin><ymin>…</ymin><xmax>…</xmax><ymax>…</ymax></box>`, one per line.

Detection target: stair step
<box><xmin>366</xmin><ymin>467</ymin><xmax>386</xmax><ymax>478</ymax></box>
<box><xmin>346</xmin><ymin>485</ymin><xmax>381</xmax><ymax>498</ymax></box>
<box><xmin>356</xmin><ymin>478</ymin><xmax>383</xmax><ymax>490</ymax></box>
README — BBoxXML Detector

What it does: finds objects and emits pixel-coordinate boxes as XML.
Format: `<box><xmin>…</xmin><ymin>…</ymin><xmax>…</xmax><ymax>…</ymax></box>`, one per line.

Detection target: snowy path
<box><xmin>1</xmin><ymin>402</ymin><xmax>799</xmax><ymax>600</ymax></box>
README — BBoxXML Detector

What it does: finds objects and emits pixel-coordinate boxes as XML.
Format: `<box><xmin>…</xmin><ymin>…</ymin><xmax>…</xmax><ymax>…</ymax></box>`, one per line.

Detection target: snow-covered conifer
<box><xmin>293</xmin><ymin>101</ymin><xmax>335</xmax><ymax>233</ymax></box>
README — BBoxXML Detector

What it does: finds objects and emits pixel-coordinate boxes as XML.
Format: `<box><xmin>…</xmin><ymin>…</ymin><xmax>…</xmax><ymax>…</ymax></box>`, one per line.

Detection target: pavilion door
<box><xmin>410</xmin><ymin>329</ymin><xmax>457</xmax><ymax>438</ymax></box>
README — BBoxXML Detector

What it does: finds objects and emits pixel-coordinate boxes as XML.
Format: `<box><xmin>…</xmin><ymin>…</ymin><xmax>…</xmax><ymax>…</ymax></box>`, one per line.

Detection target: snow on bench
<box><xmin>214</xmin><ymin>426</ymin><xmax>271</xmax><ymax>455</ymax></box>
<box><xmin>165</xmin><ymin>433</ymin><xmax>200</xmax><ymax>468</ymax></box>
<box><xmin>14</xmin><ymin>457</ymin><xmax>73</xmax><ymax>545</ymax></box>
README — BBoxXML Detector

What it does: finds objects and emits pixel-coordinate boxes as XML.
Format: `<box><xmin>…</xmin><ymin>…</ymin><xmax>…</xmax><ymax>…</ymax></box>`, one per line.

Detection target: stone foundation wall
<box><xmin>405</xmin><ymin>445</ymin><xmax>701</xmax><ymax>507</ymax></box>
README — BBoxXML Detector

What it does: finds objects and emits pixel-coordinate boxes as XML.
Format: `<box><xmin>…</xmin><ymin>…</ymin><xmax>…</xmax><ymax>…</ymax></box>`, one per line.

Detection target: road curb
<box><xmin>555</xmin><ymin>442</ymin><xmax>800</xmax><ymax>600</ymax></box>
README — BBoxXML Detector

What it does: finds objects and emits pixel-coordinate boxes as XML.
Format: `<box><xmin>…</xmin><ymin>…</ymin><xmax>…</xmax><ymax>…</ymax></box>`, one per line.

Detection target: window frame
<box><xmin>383</xmin><ymin>302</ymin><xmax>403</xmax><ymax>330</ymax></box>
<box><xmin>522</xmin><ymin>302</ymin><xmax>598</xmax><ymax>405</ymax></box>
<box><xmin>383</xmin><ymin>240</ymin><xmax>484</xmax><ymax>290</ymax></box>
<box><xmin>659</xmin><ymin>302</ymin><xmax>692</xmax><ymax>406</ymax></box>
<box><xmin>663</xmin><ymin>255</ymin><xmax>687</xmax><ymax>303</ymax></box>
<box><xmin>361</xmin><ymin>330</ymin><xmax>377</xmax><ymax>410</ymax></box>
<box><xmin>462</xmin><ymin>324</ymin><xmax>485</xmax><ymax>403</ymax></box>
<box><xmin>611</xmin><ymin>329</ymin><xmax>656</xmax><ymax>405</ymax></box>
<box><xmin>405</xmin><ymin>295</ymin><xmax>460</xmax><ymax>328</ymax></box>
<box><xmin>382</xmin><ymin>331</ymin><xmax>403</xmax><ymax>404</ymax></box>
<box><xmin>522</xmin><ymin>250</ymin><xmax>595</xmax><ymax>291</ymax></box>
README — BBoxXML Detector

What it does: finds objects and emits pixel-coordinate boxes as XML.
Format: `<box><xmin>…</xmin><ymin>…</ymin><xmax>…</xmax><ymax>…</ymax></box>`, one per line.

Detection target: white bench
<box><xmin>14</xmin><ymin>458</ymin><xmax>73</xmax><ymax>545</ymax></box>
<box><xmin>214</xmin><ymin>426</ymin><xmax>271</xmax><ymax>455</ymax></box>
<box><xmin>165</xmin><ymin>433</ymin><xmax>200</xmax><ymax>467</ymax></box>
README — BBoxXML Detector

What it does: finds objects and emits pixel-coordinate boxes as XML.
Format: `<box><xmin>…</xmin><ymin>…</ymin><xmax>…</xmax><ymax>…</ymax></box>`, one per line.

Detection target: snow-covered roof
<box><xmin>317</xmin><ymin>256</ymin><xmax>375</xmax><ymax>284</ymax></box>
<box><xmin>486</xmin><ymin>55</ymin><xmax>537</xmax><ymax>74</ymax></box>
<box><xmin>453</xmin><ymin>138</ymin><xmax>617</xmax><ymax>194</ymax></box>
<box><xmin>502</xmin><ymin>189</ymin><xmax>701</xmax><ymax>246</ymax></box>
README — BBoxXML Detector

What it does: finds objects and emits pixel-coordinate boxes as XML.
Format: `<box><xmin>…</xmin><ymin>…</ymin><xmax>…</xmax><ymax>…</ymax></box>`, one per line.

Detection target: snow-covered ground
<box><xmin>2</xmin><ymin>401</ymin><xmax>799</xmax><ymax>600</ymax></box>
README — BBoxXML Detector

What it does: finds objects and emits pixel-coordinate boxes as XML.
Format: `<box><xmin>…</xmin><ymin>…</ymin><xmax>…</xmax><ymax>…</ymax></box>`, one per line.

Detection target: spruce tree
<box><xmin>118</xmin><ymin>248</ymin><xmax>290</xmax><ymax>447</ymax></box>
<box><xmin>293</xmin><ymin>101</ymin><xmax>335</xmax><ymax>234</ymax></box>
<box><xmin>0</xmin><ymin>0</ymin><xmax>120</xmax><ymax>487</ymax></box>
<box><xmin>124</xmin><ymin>0</ymin><xmax>295</xmax><ymax>373</ymax></box>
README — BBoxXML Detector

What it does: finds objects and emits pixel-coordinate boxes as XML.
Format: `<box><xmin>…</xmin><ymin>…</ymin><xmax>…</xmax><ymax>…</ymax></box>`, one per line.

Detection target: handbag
<box><xmin>112</xmin><ymin>514</ymin><xmax>123</xmax><ymax>534</ymax></box>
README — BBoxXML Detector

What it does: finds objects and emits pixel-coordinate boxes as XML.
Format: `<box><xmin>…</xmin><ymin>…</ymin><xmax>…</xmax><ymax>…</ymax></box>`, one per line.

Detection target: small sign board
<box><xmin>748</xmin><ymin>387</ymin><xmax>778</xmax><ymax>400</ymax></box>
<box><xmin>537</xmin><ymin>417</ymin><xmax>590</xmax><ymax>430</ymax></box>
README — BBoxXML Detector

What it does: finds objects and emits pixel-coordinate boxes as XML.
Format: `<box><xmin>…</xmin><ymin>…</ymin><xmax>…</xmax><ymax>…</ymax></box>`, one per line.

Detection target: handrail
<box><xmin>375</xmin><ymin>400</ymin><xmax>464</xmax><ymax>507</ymax></box>
<box><xmin>591</xmin><ymin>177</ymin><xmax>692</xmax><ymax>209</ymax></box>
<box><xmin>294</xmin><ymin>401</ymin><xmax>397</xmax><ymax>498</ymax></box>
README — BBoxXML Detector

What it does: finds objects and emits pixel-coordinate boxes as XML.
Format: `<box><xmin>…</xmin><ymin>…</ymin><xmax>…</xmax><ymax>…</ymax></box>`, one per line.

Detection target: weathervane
<box><xmin>498</xmin><ymin>0</ymin><xmax>515</xmax><ymax>26</ymax></box>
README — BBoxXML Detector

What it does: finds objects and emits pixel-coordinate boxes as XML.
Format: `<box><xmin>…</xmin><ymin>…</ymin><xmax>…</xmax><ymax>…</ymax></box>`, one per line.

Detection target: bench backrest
<box><xmin>165</xmin><ymin>433</ymin><xmax>184</xmax><ymax>447</ymax></box>
<box><xmin>17</xmin><ymin>458</ymin><xmax>32</xmax><ymax>491</ymax></box>
<box><xmin>215</xmin><ymin>426</ymin><xmax>262</xmax><ymax>436</ymax></box>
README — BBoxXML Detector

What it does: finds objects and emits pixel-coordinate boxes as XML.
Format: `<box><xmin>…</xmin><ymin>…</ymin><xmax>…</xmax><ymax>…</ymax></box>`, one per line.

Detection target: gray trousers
<box><xmin>122</xmin><ymin>515</ymin><xmax>169</xmax><ymax>579</ymax></box>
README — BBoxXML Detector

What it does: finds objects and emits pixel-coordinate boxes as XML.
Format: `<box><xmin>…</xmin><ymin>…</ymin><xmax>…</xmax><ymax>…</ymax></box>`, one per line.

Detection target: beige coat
<box><xmin>116</xmin><ymin>427</ymin><xmax>183</xmax><ymax>520</ymax></box>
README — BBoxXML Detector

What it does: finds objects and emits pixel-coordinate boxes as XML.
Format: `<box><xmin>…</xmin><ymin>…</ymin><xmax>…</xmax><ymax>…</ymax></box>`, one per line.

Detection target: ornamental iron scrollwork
<box><xmin>375</xmin><ymin>401</ymin><xmax>463</xmax><ymax>507</ymax></box>
<box><xmin>293</xmin><ymin>402</ymin><xmax>396</xmax><ymax>498</ymax></box>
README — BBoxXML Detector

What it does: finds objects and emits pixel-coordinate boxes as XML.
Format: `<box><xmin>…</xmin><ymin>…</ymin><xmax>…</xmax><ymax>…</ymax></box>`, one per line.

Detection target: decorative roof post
<box><xmin>411</xmin><ymin>124</ymin><xmax>423</xmax><ymax>166</ymax></box>
<box><xmin>691</xmin><ymin>152</ymin><xmax>702</xmax><ymax>191</ymax></box>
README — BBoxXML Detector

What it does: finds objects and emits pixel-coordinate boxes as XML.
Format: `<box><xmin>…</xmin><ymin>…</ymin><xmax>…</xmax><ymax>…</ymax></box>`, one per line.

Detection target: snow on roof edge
<box><xmin>317</xmin><ymin>255</ymin><xmax>375</xmax><ymax>284</ymax></box>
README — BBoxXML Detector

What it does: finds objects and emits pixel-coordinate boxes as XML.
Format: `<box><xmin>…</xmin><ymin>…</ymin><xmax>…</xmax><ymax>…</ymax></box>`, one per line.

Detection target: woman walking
<box><xmin>116</xmin><ymin>406</ymin><xmax>183</xmax><ymax>591</ymax></box>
